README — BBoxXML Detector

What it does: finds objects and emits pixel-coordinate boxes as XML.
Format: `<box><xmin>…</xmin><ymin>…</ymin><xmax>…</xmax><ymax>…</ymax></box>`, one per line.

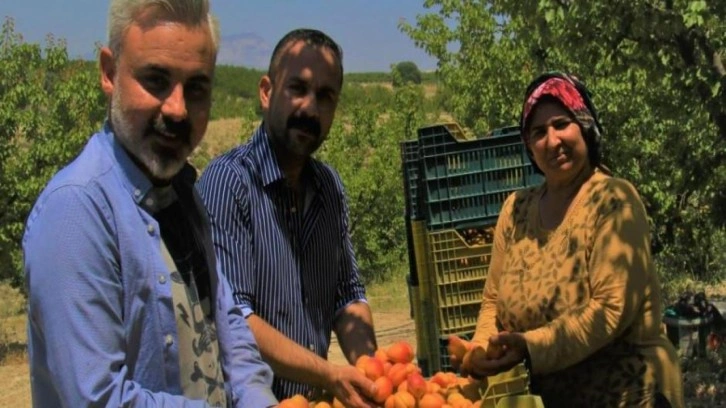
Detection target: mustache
<box><xmin>152</xmin><ymin>116</ymin><xmax>192</xmax><ymax>141</ymax></box>
<box><xmin>287</xmin><ymin>115</ymin><xmax>321</xmax><ymax>138</ymax></box>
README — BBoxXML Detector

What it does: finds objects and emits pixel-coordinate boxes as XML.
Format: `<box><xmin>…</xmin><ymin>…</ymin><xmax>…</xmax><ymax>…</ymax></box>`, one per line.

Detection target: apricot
<box><xmin>465</xmin><ymin>345</ymin><xmax>489</xmax><ymax>372</ymax></box>
<box><xmin>427</xmin><ymin>381</ymin><xmax>442</xmax><ymax>394</ymax></box>
<box><xmin>445</xmin><ymin>372</ymin><xmax>458</xmax><ymax>385</ymax></box>
<box><xmin>383</xmin><ymin>361</ymin><xmax>393</xmax><ymax>376</ymax></box>
<box><xmin>314</xmin><ymin>402</ymin><xmax>332</xmax><ymax>408</ymax></box>
<box><xmin>355</xmin><ymin>354</ymin><xmax>370</xmax><ymax>374</ymax></box>
<box><xmin>332</xmin><ymin>398</ymin><xmax>344</xmax><ymax>408</ymax></box>
<box><xmin>390</xmin><ymin>390</ymin><xmax>416</xmax><ymax>408</ymax></box>
<box><xmin>278</xmin><ymin>394</ymin><xmax>309</xmax><ymax>408</ymax></box>
<box><xmin>373</xmin><ymin>376</ymin><xmax>394</xmax><ymax>403</ymax></box>
<box><xmin>447</xmin><ymin>392</ymin><xmax>466</xmax><ymax>405</ymax></box>
<box><xmin>406</xmin><ymin>372</ymin><xmax>427</xmax><ymax>400</ymax></box>
<box><xmin>363</xmin><ymin>356</ymin><xmax>386</xmax><ymax>381</ymax></box>
<box><xmin>397</xmin><ymin>379</ymin><xmax>409</xmax><ymax>393</ymax></box>
<box><xmin>375</xmin><ymin>348</ymin><xmax>390</xmax><ymax>363</ymax></box>
<box><xmin>387</xmin><ymin>363</ymin><xmax>409</xmax><ymax>387</ymax></box>
<box><xmin>447</xmin><ymin>335</ymin><xmax>470</xmax><ymax>362</ymax></box>
<box><xmin>405</xmin><ymin>362</ymin><xmax>420</xmax><ymax>375</ymax></box>
<box><xmin>450</xmin><ymin>398</ymin><xmax>474</xmax><ymax>408</ymax></box>
<box><xmin>430</xmin><ymin>371</ymin><xmax>450</xmax><ymax>388</ymax></box>
<box><xmin>387</xmin><ymin>341</ymin><xmax>415</xmax><ymax>364</ymax></box>
<box><xmin>419</xmin><ymin>392</ymin><xmax>447</xmax><ymax>408</ymax></box>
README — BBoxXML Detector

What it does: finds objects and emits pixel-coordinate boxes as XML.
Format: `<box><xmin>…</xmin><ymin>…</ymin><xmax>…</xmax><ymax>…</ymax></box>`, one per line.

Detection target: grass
<box><xmin>0</xmin><ymin>284</ymin><xmax>27</xmax><ymax>365</ymax></box>
<box><xmin>365</xmin><ymin>265</ymin><xmax>411</xmax><ymax>315</ymax></box>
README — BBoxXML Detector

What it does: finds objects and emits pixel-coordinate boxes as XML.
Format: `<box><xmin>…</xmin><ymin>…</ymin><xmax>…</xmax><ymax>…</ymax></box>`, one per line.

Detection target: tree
<box><xmin>392</xmin><ymin>61</ymin><xmax>423</xmax><ymax>87</ymax></box>
<box><xmin>317</xmin><ymin>82</ymin><xmax>431</xmax><ymax>283</ymax></box>
<box><xmin>0</xmin><ymin>18</ymin><xmax>106</xmax><ymax>288</ymax></box>
<box><xmin>400</xmin><ymin>0</ymin><xmax>726</xmax><ymax>282</ymax></box>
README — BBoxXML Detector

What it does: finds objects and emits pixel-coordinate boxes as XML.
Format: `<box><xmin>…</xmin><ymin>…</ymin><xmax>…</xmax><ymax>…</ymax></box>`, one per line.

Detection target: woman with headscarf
<box><xmin>461</xmin><ymin>72</ymin><xmax>684</xmax><ymax>407</ymax></box>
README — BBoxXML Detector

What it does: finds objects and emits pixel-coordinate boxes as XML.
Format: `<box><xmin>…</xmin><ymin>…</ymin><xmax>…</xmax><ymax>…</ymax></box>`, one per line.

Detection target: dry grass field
<box><xmin>0</xmin><ymin>284</ymin><xmax>29</xmax><ymax>408</ymax></box>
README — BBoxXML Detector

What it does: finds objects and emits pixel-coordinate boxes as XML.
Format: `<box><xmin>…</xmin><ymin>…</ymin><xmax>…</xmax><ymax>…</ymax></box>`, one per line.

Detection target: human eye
<box><xmin>185</xmin><ymin>80</ymin><xmax>211</xmax><ymax>101</ymax></box>
<box><xmin>552</xmin><ymin>117</ymin><xmax>572</xmax><ymax>130</ymax></box>
<box><xmin>141</xmin><ymin>73</ymin><xmax>169</xmax><ymax>94</ymax></box>
<box><xmin>528</xmin><ymin>127</ymin><xmax>546</xmax><ymax>141</ymax></box>
<box><xmin>287</xmin><ymin>81</ymin><xmax>307</xmax><ymax>96</ymax></box>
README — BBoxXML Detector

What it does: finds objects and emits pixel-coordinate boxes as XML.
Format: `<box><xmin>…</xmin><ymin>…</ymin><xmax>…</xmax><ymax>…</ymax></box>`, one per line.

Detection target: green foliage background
<box><xmin>1</xmin><ymin>0</ymin><xmax>725</xmax><ymax>291</ymax></box>
<box><xmin>392</xmin><ymin>61</ymin><xmax>423</xmax><ymax>86</ymax></box>
<box><xmin>400</xmin><ymin>0</ymin><xmax>726</xmax><ymax>288</ymax></box>
<box><xmin>0</xmin><ymin>20</ymin><xmax>106</xmax><ymax>288</ymax></box>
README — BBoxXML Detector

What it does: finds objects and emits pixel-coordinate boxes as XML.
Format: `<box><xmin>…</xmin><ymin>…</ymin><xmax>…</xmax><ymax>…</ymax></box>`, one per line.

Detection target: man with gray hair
<box><xmin>23</xmin><ymin>1</ymin><xmax>277</xmax><ymax>406</ymax></box>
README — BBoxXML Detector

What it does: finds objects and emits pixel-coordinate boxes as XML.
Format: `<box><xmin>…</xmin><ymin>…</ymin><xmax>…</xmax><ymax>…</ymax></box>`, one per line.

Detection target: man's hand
<box><xmin>460</xmin><ymin>332</ymin><xmax>527</xmax><ymax>379</ymax></box>
<box><xmin>325</xmin><ymin>364</ymin><xmax>378</xmax><ymax>408</ymax></box>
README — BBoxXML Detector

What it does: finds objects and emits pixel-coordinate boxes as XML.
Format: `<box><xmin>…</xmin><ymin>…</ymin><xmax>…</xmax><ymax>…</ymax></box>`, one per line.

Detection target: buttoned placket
<box><xmin>140</xmin><ymin>187</ymin><xmax>180</xmax><ymax>373</ymax></box>
<box><xmin>283</xmin><ymin>186</ymin><xmax>320</xmax><ymax>359</ymax></box>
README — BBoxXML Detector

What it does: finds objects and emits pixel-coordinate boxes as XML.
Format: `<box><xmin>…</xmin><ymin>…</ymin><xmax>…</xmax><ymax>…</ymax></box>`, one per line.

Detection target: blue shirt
<box><xmin>23</xmin><ymin>124</ymin><xmax>278</xmax><ymax>408</ymax></box>
<box><xmin>196</xmin><ymin>125</ymin><xmax>367</xmax><ymax>399</ymax></box>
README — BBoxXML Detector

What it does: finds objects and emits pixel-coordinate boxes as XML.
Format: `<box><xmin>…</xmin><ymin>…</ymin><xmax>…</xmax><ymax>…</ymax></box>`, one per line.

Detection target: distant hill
<box><xmin>217</xmin><ymin>33</ymin><xmax>270</xmax><ymax>68</ymax></box>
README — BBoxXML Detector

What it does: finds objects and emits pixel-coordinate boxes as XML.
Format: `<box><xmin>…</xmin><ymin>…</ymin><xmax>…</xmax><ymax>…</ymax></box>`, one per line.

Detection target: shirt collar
<box><xmin>250</xmin><ymin>124</ymin><xmax>286</xmax><ymax>187</ymax></box>
<box><xmin>100</xmin><ymin>121</ymin><xmax>197</xmax><ymax>209</ymax></box>
<box><xmin>250</xmin><ymin>123</ymin><xmax>322</xmax><ymax>192</ymax></box>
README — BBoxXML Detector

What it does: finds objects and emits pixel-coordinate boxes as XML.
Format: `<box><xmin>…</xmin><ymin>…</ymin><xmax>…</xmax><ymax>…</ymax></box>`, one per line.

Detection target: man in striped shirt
<box><xmin>197</xmin><ymin>29</ymin><xmax>379</xmax><ymax>407</ymax></box>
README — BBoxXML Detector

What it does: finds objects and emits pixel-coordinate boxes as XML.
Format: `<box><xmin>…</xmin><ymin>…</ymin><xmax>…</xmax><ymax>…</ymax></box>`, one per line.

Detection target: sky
<box><xmin>0</xmin><ymin>0</ymin><xmax>440</xmax><ymax>72</ymax></box>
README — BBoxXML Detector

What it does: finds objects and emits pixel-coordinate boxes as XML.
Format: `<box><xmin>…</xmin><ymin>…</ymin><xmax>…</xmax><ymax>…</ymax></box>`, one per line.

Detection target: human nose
<box><xmin>161</xmin><ymin>84</ymin><xmax>187</xmax><ymax>121</ymax></box>
<box><xmin>298</xmin><ymin>91</ymin><xmax>319</xmax><ymax>118</ymax></box>
<box><xmin>545</xmin><ymin>125</ymin><xmax>561</xmax><ymax>147</ymax></box>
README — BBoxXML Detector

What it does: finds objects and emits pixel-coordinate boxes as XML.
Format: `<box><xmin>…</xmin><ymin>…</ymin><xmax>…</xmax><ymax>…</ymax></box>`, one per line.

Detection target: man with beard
<box><xmin>22</xmin><ymin>1</ymin><xmax>277</xmax><ymax>406</ymax></box>
<box><xmin>197</xmin><ymin>29</ymin><xmax>378</xmax><ymax>407</ymax></box>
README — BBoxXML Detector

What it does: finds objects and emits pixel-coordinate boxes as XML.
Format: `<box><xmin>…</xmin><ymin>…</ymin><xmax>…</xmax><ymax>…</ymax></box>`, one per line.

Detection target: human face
<box><xmin>526</xmin><ymin>100</ymin><xmax>590</xmax><ymax>183</ymax></box>
<box><xmin>100</xmin><ymin>12</ymin><xmax>215</xmax><ymax>185</ymax></box>
<box><xmin>259</xmin><ymin>40</ymin><xmax>342</xmax><ymax>159</ymax></box>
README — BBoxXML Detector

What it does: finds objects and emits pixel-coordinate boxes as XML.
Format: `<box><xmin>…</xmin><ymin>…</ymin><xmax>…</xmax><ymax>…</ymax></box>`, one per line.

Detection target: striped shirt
<box><xmin>196</xmin><ymin>124</ymin><xmax>367</xmax><ymax>400</ymax></box>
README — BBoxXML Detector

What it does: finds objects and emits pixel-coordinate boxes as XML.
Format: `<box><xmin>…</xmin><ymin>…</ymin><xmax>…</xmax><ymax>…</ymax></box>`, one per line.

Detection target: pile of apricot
<box><xmin>279</xmin><ymin>337</ymin><xmax>503</xmax><ymax>408</ymax></box>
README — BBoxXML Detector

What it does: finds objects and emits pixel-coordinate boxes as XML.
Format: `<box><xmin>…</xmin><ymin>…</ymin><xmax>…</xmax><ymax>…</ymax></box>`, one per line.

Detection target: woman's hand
<box><xmin>461</xmin><ymin>332</ymin><xmax>528</xmax><ymax>379</ymax></box>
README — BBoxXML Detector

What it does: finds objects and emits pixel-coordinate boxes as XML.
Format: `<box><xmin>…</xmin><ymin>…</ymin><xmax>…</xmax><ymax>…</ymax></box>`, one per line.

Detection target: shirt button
<box><xmin>291</xmin><ymin>207</ymin><xmax>297</xmax><ymax>213</ymax></box>
<box><xmin>147</xmin><ymin>224</ymin><xmax>155</xmax><ymax>235</ymax></box>
<box><xmin>134</xmin><ymin>189</ymin><xmax>141</xmax><ymax>197</ymax></box>
<box><xmin>308</xmin><ymin>343</ymin><xmax>315</xmax><ymax>351</ymax></box>
<box><xmin>145</xmin><ymin>197</ymin><xmax>155</xmax><ymax>207</ymax></box>
<box><xmin>158</xmin><ymin>275</ymin><xmax>166</xmax><ymax>284</ymax></box>
<box><xmin>165</xmin><ymin>334</ymin><xmax>173</xmax><ymax>346</ymax></box>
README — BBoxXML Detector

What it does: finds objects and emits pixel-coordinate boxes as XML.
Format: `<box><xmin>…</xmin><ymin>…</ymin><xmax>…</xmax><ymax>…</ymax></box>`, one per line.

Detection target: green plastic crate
<box><xmin>400</xmin><ymin>140</ymin><xmax>424</xmax><ymax>220</ymax></box>
<box><xmin>426</xmin><ymin>226</ymin><xmax>494</xmax><ymax>334</ymax></box>
<box><xmin>416</xmin><ymin>123</ymin><xmax>543</xmax><ymax>231</ymax></box>
<box><xmin>482</xmin><ymin>364</ymin><xmax>531</xmax><ymax>408</ymax></box>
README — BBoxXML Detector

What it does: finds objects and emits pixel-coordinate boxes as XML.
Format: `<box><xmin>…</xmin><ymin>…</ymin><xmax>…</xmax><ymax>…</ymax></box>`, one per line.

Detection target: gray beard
<box><xmin>110</xmin><ymin>91</ymin><xmax>185</xmax><ymax>183</ymax></box>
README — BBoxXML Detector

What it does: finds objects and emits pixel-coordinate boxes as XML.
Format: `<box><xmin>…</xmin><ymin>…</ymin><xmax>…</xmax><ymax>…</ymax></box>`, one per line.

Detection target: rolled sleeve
<box><xmin>216</xmin><ymin>276</ymin><xmax>277</xmax><ymax>408</ymax></box>
<box><xmin>334</xmin><ymin>185</ymin><xmax>367</xmax><ymax>312</ymax></box>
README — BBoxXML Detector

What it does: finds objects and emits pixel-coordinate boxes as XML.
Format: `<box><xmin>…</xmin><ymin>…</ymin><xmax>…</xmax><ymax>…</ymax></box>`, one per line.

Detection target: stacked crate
<box><xmin>401</xmin><ymin>122</ymin><xmax>543</xmax><ymax>376</ymax></box>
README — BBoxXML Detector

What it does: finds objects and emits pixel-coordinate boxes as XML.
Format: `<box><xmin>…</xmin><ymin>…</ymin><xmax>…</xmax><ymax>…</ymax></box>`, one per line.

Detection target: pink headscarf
<box><xmin>521</xmin><ymin>77</ymin><xmax>598</xmax><ymax>144</ymax></box>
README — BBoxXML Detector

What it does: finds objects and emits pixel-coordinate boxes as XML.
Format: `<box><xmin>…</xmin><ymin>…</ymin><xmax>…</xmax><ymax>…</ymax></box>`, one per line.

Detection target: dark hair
<box><xmin>520</xmin><ymin>72</ymin><xmax>606</xmax><ymax>175</ymax></box>
<box><xmin>267</xmin><ymin>28</ymin><xmax>344</xmax><ymax>85</ymax></box>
